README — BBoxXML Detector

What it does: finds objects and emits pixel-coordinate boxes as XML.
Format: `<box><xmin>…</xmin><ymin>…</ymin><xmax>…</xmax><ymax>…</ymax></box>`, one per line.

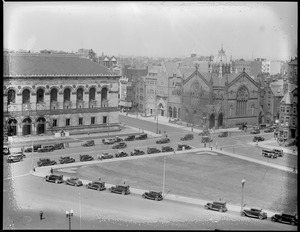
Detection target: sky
<box><xmin>4</xmin><ymin>1</ymin><xmax>298</xmax><ymax>61</ymax></box>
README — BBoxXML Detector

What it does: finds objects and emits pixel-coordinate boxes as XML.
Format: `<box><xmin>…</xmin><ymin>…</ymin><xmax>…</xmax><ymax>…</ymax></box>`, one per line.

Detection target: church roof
<box><xmin>4</xmin><ymin>53</ymin><xmax>113</xmax><ymax>76</ymax></box>
<box><xmin>212</xmin><ymin>46</ymin><xmax>231</xmax><ymax>65</ymax></box>
<box><xmin>178</xmin><ymin>67</ymin><xmax>195</xmax><ymax>80</ymax></box>
<box><xmin>270</xmin><ymin>85</ymin><xmax>284</xmax><ymax>97</ymax></box>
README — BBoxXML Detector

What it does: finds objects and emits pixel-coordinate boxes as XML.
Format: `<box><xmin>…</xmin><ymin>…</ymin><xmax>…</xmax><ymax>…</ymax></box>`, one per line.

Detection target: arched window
<box><xmin>64</xmin><ymin>88</ymin><xmax>71</xmax><ymax>102</ymax></box>
<box><xmin>173</xmin><ymin>107</ymin><xmax>177</xmax><ymax>118</ymax></box>
<box><xmin>8</xmin><ymin>89</ymin><xmax>16</xmax><ymax>104</ymax></box>
<box><xmin>37</xmin><ymin>89</ymin><xmax>44</xmax><ymax>103</ymax></box>
<box><xmin>178</xmin><ymin>108</ymin><xmax>181</xmax><ymax>119</ymax></box>
<box><xmin>89</xmin><ymin>88</ymin><xmax>95</xmax><ymax>101</ymax></box>
<box><xmin>169</xmin><ymin>106</ymin><xmax>173</xmax><ymax>118</ymax></box>
<box><xmin>236</xmin><ymin>86</ymin><xmax>249</xmax><ymax>116</ymax></box>
<box><xmin>77</xmin><ymin>88</ymin><xmax>83</xmax><ymax>101</ymax></box>
<box><xmin>22</xmin><ymin>89</ymin><xmax>30</xmax><ymax>104</ymax></box>
<box><xmin>101</xmin><ymin>88</ymin><xmax>108</xmax><ymax>101</ymax></box>
<box><xmin>50</xmin><ymin>88</ymin><xmax>58</xmax><ymax>102</ymax></box>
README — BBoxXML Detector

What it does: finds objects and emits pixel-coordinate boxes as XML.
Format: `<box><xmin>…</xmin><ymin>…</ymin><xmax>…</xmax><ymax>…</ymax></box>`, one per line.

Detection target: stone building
<box><xmin>288</xmin><ymin>58</ymin><xmax>298</xmax><ymax>86</ymax></box>
<box><xmin>3</xmin><ymin>53</ymin><xmax>121</xmax><ymax>137</ymax></box>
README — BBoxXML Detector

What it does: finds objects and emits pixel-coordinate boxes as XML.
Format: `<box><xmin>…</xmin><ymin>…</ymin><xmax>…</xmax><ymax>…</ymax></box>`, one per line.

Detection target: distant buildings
<box><xmin>233</xmin><ymin>59</ymin><xmax>262</xmax><ymax>77</ymax></box>
<box><xmin>262</xmin><ymin>60</ymin><xmax>281</xmax><ymax>75</ymax></box>
<box><xmin>288</xmin><ymin>58</ymin><xmax>297</xmax><ymax>85</ymax></box>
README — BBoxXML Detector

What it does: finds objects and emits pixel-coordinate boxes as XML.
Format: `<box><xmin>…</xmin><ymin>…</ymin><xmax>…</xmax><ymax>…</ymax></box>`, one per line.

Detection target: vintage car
<box><xmin>37</xmin><ymin>158</ymin><xmax>57</xmax><ymax>167</ymax></box>
<box><xmin>80</xmin><ymin>154</ymin><xmax>94</xmax><ymax>161</ymax></box>
<box><xmin>7</xmin><ymin>153</ymin><xmax>26</xmax><ymax>163</ymax></box>
<box><xmin>44</xmin><ymin>174</ymin><xmax>64</xmax><ymax>184</ymax></box>
<box><xmin>81</xmin><ymin>140</ymin><xmax>95</xmax><ymax>147</ymax></box>
<box><xmin>241</xmin><ymin>208</ymin><xmax>268</xmax><ymax>220</ymax></box>
<box><xmin>262</xmin><ymin>149</ymin><xmax>277</xmax><ymax>159</ymax></box>
<box><xmin>100</xmin><ymin>152</ymin><xmax>114</xmax><ymax>159</ymax></box>
<box><xmin>271</xmin><ymin>213</ymin><xmax>297</xmax><ymax>226</ymax></box>
<box><xmin>86</xmin><ymin>181</ymin><xmax>106</xmax><ymax>191</ymax></box>
<box><xmin>162</xmin><ymin>146</ymin><xmax>174</xmax><ymax>152</ymax></box>
<box><xmin>53</xmin><ymin>143</ymin><xmax>64</xmax><ymax>150</ymax></box>
<box><xmin>147</xmin><ymin>147</ymin><xmax>161</xmax><ymax>154</ymax></box>
<box><xmin>130</xmin><ymin>149</ymin><xmax>145</xmax><ymax>156</ymax></box>
<box><xmin>59</xmin><ymin>156</ymin><xmax>75</xmax><ymax>164</ymax></box>
<box><xmin>218</xmin><ymin>131</ymin><xmax>229</xmax><ymax>138</ymax></box>
<box><xmin>135</xmin><ymin>133</ymin><xmax>148</xmax><ymax>140</ymax></box>
<box><xmin>112</xmin><ymin>142</ymin><xmax>127</xmax><ymax>149</ymax></box>
<box><xmin>115</xmin><ymin>151</ymin><xmax>128</xmax><ymax>158</ymax></box>
<box><xmin>250</xmin><ymin>129</ymin><xmax>260</xmax><ymax>134</ymax></box>
<box><xmin>205</xmin><ymin>201</ymin><xmax>228</xmax><ymax>212</ymax></box>
<box><xmin>253</xmin><ymin>136</ymin><xmax>265</xmax><ymax>142</ymax></box>
<box><xmin>199</xmin><ymin>130</ymin><xmax>210</xmax><ymax>136</ymax></box>
<box><xmin>273</xmin><ymin>149</ymin><xmax>284</xmax><ymax>157</ymax></box>
<box><xmin>264</xmin><ymin>128</ymin><xmax>274</xmax><ymax>133</ymax></box>
<box><xmin>201</xmin><ymin>136</ymin><xmax>213</xmax><ymax>143</ymax></box>
<box><xmin>177</xmin><ymin>144</ymin><xmax>192</xmax><ymax>151</ymax></box>
<box><xmin>3</xmin><ymin>146</ymin><xmax>10</xmax><ymax>155</ymax></box>
<box><xmin>65</xmin><ymin>177</ymin><xmax>83</xmax><ymax>187</ymax></box>
<box><xmin>156</xmin><ymin>137</ymin><xmax>170</xmax><ymax>144</ymax></box>
<box><xmin>25</xmin><ymin>144</ymin><xmax>42</xmax><ymax>152</ymax></box>
<box><xmin>102</xmin><ymin>138</ymin><xmax>116</xmax><ymax>145</ymax></box>
<box><xmin>109</xmin><ymin>185</ymin><xmax>131</xmax><ymax>195</ymax></box>
<box><xmin>142</xmin><ymin>191</ymin><xmax>163</xmax><ymax>201</ymax></box>
<box><xmin>180</xmin><ymin>134</ymin><xmax>194</xmax><ymax>141</ymax></box>
<box><xmin>37</xmin><ymin>145</ymin><xmax>54</xmax><ymax>152</ymax></box>
<box><xmin>124</xmin><ymin>135</ymin><xmax>135</xmax><ymax>141</ymax></box>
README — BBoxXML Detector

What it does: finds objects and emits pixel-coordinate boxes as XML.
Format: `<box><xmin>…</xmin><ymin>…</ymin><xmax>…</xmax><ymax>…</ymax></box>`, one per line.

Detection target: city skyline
<box><xmin>4</xmin><ymin>2</ymin><xmax>298</xmax><ymax>61</ymax></box>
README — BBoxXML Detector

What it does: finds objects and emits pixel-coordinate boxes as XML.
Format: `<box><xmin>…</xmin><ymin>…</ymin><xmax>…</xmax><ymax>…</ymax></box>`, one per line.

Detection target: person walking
<box><xmin>204</xmin><ymin>143</ymin><xmax>206</xmax><ymax>148</ymax></box>
<box><xmin>210</xmin><ymin>145</ymin><xmax>213</xmax><ymax>150</ymax></box>
<box><xmin>50</xmin><ymin>168</ymin><xmax>53</xmax><ymax>174</ymax></box>
<box><xmin>40</xmin><ymin>211</ymin><xmax>43</xmax><ymax>220</ymax></box>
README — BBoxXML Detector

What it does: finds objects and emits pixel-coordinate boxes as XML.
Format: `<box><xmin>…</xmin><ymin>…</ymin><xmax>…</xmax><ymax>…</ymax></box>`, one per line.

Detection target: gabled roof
<box><xmin>270</xmin><ymin>85</ymin><xmax>284</xmax><ymax>97</ymax></box>
<box><xmin>280</xmin><ymin>92</ymin><xmax>293</xmax><ymax>104</ymax></box>
<box><xmin>4</xmin><ymin>53</ymin><xmax>113</xmax><ymax>76</ymax></box>
<box><xmin>164</xmin><ymin>61</ymin><xmax>180</xmax><ymax>77</ymax></box>
<box><xmin>178</xmin><ymin>67</ymin><xmax>195</xmax><ymax>80</ymax></box>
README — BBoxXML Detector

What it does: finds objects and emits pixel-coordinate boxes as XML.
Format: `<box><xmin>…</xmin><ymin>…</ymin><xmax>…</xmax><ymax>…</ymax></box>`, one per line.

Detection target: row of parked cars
<box><xmin>24</xmin><ymin>143</ymin><xmax>65</xmax><ymax>153</ymax></box>
<box><xmin>262</xmin><ymin>148</ymin><xmax>284</xmax><ymax>159</ymax></box>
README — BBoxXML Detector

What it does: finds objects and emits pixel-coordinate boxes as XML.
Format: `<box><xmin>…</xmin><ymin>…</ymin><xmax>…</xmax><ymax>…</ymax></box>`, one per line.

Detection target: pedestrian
<box><xmin>99</xmin><ymin>177</ymin><xmax>101</xmax><ymax>181</ymax></box>
<box><xmin>124</xmin><ymin>181</ymin><xmax>126</xmax><ymax>185</ymax></box>
<box><xmin>33</xmin><ymin>166</ymin><xmax>35</xmax><ymax>172</ymax></box>
<box><xmin>204</xmin><ymin>143</ymin><xmax>206</xmax><ymax>148</ymax></box>
<box><xmin>165</xmin><ymin>134</ymin><xmax>168</xmax><ymax>138</ymax></box>
<box><xmin>173</xmin><ymin>150</ymin><xmax>176</xmax><ymax>155</ymax></box>
<box><xmin>40</xmin><ymin>211</ymin><xmax>43</xmax><ymax>220</ymax></box>
<box><xmin>256</xmin><ymin>141</ymin><xmax>258</xmax><ymax>146</ymax></box>
<box><xmin>50</xmin><ymin>168</ymin><xmax>53</xmax><ymax>174</ymax></box>
<box><xmin>210</xmin><ymin>145</ymin><xmax>213</xmax><ymax>150</ymax></box>
<box><xmin>191</xmin><ymin>127</ymin><xmax>193</xmax><ymax>132</ymax></box>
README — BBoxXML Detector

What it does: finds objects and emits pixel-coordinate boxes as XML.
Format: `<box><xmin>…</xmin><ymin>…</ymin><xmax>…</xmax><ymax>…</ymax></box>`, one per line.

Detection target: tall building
<box><xmin>288</xmin><ymin>58</ymin><xmax>298</xmax><ymax>85</ymax></box>
<box><xmin>262</xmin><ymin>60</ymin><xmax>281</xmax><ymax>75</ymax></box>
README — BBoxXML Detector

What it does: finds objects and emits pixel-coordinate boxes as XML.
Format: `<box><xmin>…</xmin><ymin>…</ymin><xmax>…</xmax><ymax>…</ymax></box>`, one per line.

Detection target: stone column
<box><xmin>44</xmin><ymin>92</ymin><xmax>51</xmax><ymax>109</ymax></box>
<box><xmin>83</xmin><ymin>91</ymin><xmax>89</xmax><ymax>108</ymax></box>
<box><xmin>58</xmin><ymin>92</ymin><xmax>64</xmax><ymax>109</ymax></box>
<box><xmin>71</xmin><ymin>92</ymin><xmax>76</xmax><ymax>109</ymax></box>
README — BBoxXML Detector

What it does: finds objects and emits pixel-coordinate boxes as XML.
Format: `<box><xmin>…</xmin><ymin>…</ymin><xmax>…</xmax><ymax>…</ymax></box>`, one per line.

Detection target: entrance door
<box><xmin>218</xmin><ymin>113</ymin><xmax>223</xmax><ymax>128</ymax></box>
<box><xmin>37</xmin><ymin>124</ymin><xmax>45</xmax><ymax>134</ymax></box>
<box><xmin>23</xmin><ymin>125</ymin><xmax>31</xmax><ymax>136</ymax></box>
<box><xmin>209</xmin><ymin>114</ymin><xmax>215</xmax><ymax>129</ymax></box>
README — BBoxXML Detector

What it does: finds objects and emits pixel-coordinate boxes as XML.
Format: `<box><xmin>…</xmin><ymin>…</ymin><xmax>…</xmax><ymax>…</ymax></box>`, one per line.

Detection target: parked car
<box><xmin>112</xmin><ymin>142</ymin><xmax>127</xmax><ymax>149</ymax></box>
<box><xmin>273</xmin><ymin>149</ymin><xmax>284</xmax><ymax>157</ymax></box>
<box><xmin>250</xmin><ymin>129</ymin><xmax>260</xmax><ymax>134</ymax></box>
<box><xmin>205</xmin><ymin>201</ymin><xmax>228</xmax><ymax>212</ymax></box>
<box><xmin>124</xmin><ymin>135</ymin><xmax>135</xmax><ymax>141</ymax></box>
<box><xmin>142</xmin><ymin>191</ymin><xmax>163</xmax><ymax>201</ymax></box>
<box><xmin>25</xmin><ymin>144</ymin><xmax>42</xmax><ymax>152</ymax></box>
<box><xmin>180</xmin><ymin>134</ymin><xmax>194</xmax><ymax>141</ymax></box>
<box><xmin>201</xmin><ymin>136</ymin><xmax>213</xmax><ymax>143</ymax></box>
<box><xmin>177</xmin><ymin>144</ymin><xmax>192</xmax><ymax>151</ymax></box>
<box><xmin>199</xmin><ymin>130</ymin><xmax>210</xmax><ymax>136</ymax></box>
<box><xmin>37</xmin><ymin>158</ymin><xmax>57</xmax><ymax>167</ymax></box>
<box><xmin>239</xmin><ymin>124</ymin><xmax>248</xmax><ymax>130</ymax></box>
<box><xmin>80</xmin><ymin>154</ymin><xmax>94</xmax><ymax>161</ymax></box>
<box><xmin>218</xmin><ymin>131</ymin><xmax>228</xmax><ymax>138</ymax></box>
<box><xmin>65</xmin><ymin>177</ymin><xmax>83</xmax><ymax>187</ymax></box>
<box><xmin>130</xmin><ymin>149</ymin><xmax>145</xmax><ymax>156</ymax></box>
<box><xmin>109</xmin><ymin>185</ymin><xmax>130</xmax><ymax>195</ymax></box>
<box><xmin>102</xmin><ymin>138</ymin><xmax>116</xmax><ymax>145</ymax></box>
<box><xmin>3</xmin><ymin>146</ymin><xmax>10</xmax><ymax>155</ymax></box>
<box><xmin>86</xmin><ymin>181</ymin><xmax>106</xmax><ymax>191</ymax></box>
<box><xmin>262</xmin><ymin>149</ymin><xmax>277</xmax><ymax>159</ymax></box>
<box><xmin>53</xmin><ymin>143</ymin><xmax>64</xmax><ymax>150</ymax></box>
<box><xmin>38</xmin><ymin>145</ymin><xmax>54</xmax><ymax>152</ymax></box>
<box><xmin>59</xmin><ymin>156</ymin><xmax>75</xmax><ymax>164</ymax></box>
<box><xmin>82</xmin><ymin>140</ymin><xmax>95</xmax><ymax>147</ymax></box>
<box><xmin>147</xmin><ymin>147</ymin><xmax>161</xmax><ymax>154</ymax></box>
<box><xmin>162</xmin><ymin>146</ymin><xmax>174</xmax><ymax>152</ymax></box>
<box><xmin>271</xmin><ymin>213</ymin><xmax>297</xmax><ymax>226</ymax></box>
<box><xmin>114</xmin><ymin>136</ymin><xmax>123</xmax><ymax>143</ymax></box>
<box><xmin>156</xmin><ymin>137</ymin><xmax>170</xmax><ymax>144</ymax></box>
<box><xmin>253</xmin><ymin>136</ymin><xmax>265</xmax><ymax>142</ymax></box>
<box><xmin>115</xmin><ymin>151</ymin><xmax>128</xmax><ymax>158</ymax></box>
<box><xmin>7</xmin><ymin>153</ymin><xmax>26</xmax><ymax>163</ymax></box>
<box><xmin>135</xmin><ymin>133</ymin><xmax>148</xmax><ymax>140</ymax></box>
<box><xmin>44</xmin><ymin>174</ymin><xmax>64</xmax><ymax>184</ymax></box>
<box><xmin>264</xmin><ymin>128</ymin><xmax>274</xmax><ymax>133</ymax></box>
<box><xmin>241</xmin><ymin>208</ymin><xmax>268</xmax><ymax>220</ymax></box>
<box><xmin>100</xmin><ymin>152</ymin><xmax>114</xmax><ymax>159</ymax></box>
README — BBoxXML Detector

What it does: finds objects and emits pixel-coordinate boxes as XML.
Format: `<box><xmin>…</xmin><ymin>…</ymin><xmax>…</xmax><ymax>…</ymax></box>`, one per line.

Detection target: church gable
<box><xmin>183</xmin><ymin>70</ymin><xmax>211</xmax><ymax>92</ymax></box>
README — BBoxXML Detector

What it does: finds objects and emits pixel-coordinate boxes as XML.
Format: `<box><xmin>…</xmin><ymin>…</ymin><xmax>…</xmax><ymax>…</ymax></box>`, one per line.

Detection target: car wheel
<box><xmin>122</xmin><ymin>191</ymin><xmax>125</xmax><ymax>195</ymax></box>
<box><xmin>98</xmin><ymin>188</ymin><xmax>101</xmax><ymax>191</ymax></box>
<box><xmin>271</xmin><ymin>217</ymin><xmax>275</xmax><ymax>222</ymax></box>
<box><xmin>258</xmin><ymin>215</ymin><xmax>263</xmax><ymax>220</ymax></box>
<box><xmin>219</xmin><ymin>208</ymin><xmax>223</xmax><ymax>212</ymax></box>
<box><xmin>291</xmin><ymin>221</ymin><xmax>295</xmax><ymax>226</ymax></box>
<box><xmin>155</xmin><ymin>197</ymin><xmax>159</xmax><ymax>201</ymax></box>
<box><xmin>55</xmin><ymin>179</ymin><xmax>58</xmax><ymax>184</ymax></box>
<box><xmin>142</xmin><ymin>195</ymin><xmax>145</xmax><ymax>198</ymax></box>
<box><xmin>204</xmin><ymin>205</ymin><xmax>208</xmax><ymax>210</ymax></box>
<box><xmin>241</xmin><ymin>212</ymin><xmax>245</xmax><ymax>217</ymax></box>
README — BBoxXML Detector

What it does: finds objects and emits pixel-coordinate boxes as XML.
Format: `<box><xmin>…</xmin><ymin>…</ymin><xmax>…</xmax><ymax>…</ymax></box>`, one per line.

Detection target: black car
<box><xmin>253</xmin><ymin>136</ymin><xmax>265</xmax><ymax>142</ymax></box>
<box><xmin>100</xmin><ymin>152</ymin><xmax>114</xmax><ymax>159</ymax></box>
<box><xmin>250</xmin><ymin>129</ymin><xmax>260</xmax><ymax>134</ymax></box>
<box><xmin>38</xmin><ymin>145</ymin><xmax>54</xmax><ymax>152</ymax></box>
<box><xmin>65</xmin><ymin>177</ymin><xmax>83</xmax><ymax>187</ymax></box>
<box><xmin>241</xmin><ymin>208</ymin><xmax>267</xmax><ymax>220</ymax></box>
<box><xmin>177</xmin><ymin>144</ymin><xmax>192</xmax><ymax>151</ymax></box>
<box><xmin>124</xmin><ymin>135</ymin><xmax>135</xmax><ymax>141</ymax></box>
<box><xmin>199</xmin><ymin>130</ymin><xmax>210</xmax><ymax>136</ymax></box>
<box><xmin>131</xmin><ymin>149</ymin><xmax>145</xmax><ymax>156</ymax></box>
<box><xmin>53</xmin><ymin>143</ymin><xmax>64</xmax><ymax>150</ymax></box>
<box><xmin>135</xmin><ymin>133</ymin><xmax>148</xmax><ymax>140</ymax></box>
<box><xmin>7</xmin><ymin>153</ymin><xmax>26</xmax><ymax>163</ymax></box>
<box><xmin>262</xmin><ymin>149</ymin><xmax>277</xmax><ymax>159</ymax></box>
<box><xmin>156</xmin><ymin>137</ymin><xmax>170</xmax><ymax>144</ymax></box>
<box><xmin>147</xmin><ymin>147</ymin><xmax>161</xmax><ymax>154</ymax></box>
<box><xmin>264</xmin><ymin>128</ymin><xmax>274</xmax><ymax>133</ymax></box>
<box><xmin>86</xmin><ymin>181</ymin><xmax>106</xmax><ymax>191</ymax></box>
<box><xmin>142</xmin><ymin>191</ymin><xmax>163</xmax><ymax>201</ymax></box>
<box><xmin>37</xmin><ymin>158</ymin><xmax>57</xmax><ymax>167</ymax></box>
<box><xmin>201</xmin><ymin>136</ymin><xmax>213</xmax><ymax>143</ymax></box>
<box><xmin>82</xmin><ymin>140</ymin><xmax>95</xmax><ymax>147</ymax></box>
<box><xmin>271</xmin><ymin>213</ymin><xmax>297</xmax><ymax>226</ymax></box>
<box><xmin>218</xmin><ymin>132</ymin><xmax>228</xmax><ymax>138</ymax></box>
<box><xmin>59</xmin><ymin>156</ymin><xmax>75</xmax><ymax>164</ymax></box>
<box><xmin>114</xmin><ymin>136</ymin><xmax>123</xmax><ymax>143</ymax></box>
<box><xmin>112</xmin><ymin>142</ymin><xmax>127</xmax><ymax>149</ymax></box>
<box><xmin>273</xmin><ymin>149</ymin><xmax>284</xmax><ymax>157</ymax></box>
<box><xmin>80</xmin><ymin>154</ymin><xmax>94</xmax><ymax>161</ymax></box>
<box><xmin>25</xmin><ymin>144</ymin><xmax>42</xmax><ymax>152</ymax></box>
<box><xmin>115</xmin><ymin>151</ymin><xmax>128</xmax><ymax>158</ymax></box>
<box><xmin>44</xmin><ymin>174</ymin><xmax>64</xmax><ymax>184</ymax></box>
<box><xmin>109</xmin><ymin>185</ymin><xmax>130</xmax><ymax>195</ymax></box>
<box><xmin>162</xmin><ymin>146</ymin><xmax>174</xmax><ymax>152</ymax></box>
<box><xmin>205</xmin><ymin>201</ymin><xmax>228</xmax><ymax>212</ymax></box>
<box><xmin>180</xmin><ymin>134</ymin><xmax>194</xmax><ymax>141</ymax></box>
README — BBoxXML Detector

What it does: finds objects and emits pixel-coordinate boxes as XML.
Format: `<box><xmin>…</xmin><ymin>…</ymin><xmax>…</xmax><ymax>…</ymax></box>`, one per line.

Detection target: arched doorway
<box><xmin>7</xmin><ymin>118</ymin><xmax>18</xmax><ymax>136</ymax></box>
<box><xmin>169</xmin><ymin>106</ymin><xmax>172</xmax><ymax>118</ymax></box>
<box><xmin>23</xmin><ymin>118</ymin><xmax>32</xmax><ymax>136</ymax></box>
<box><xmin>36</xmin><ymin>117</ymin><xmax>46</xmax><ymax>135</ymax></box>
<box><xmin>209</xmin><ymin>114</ymin><xmax>215</xmax><ymax>129</ymax></box>
<box><xmin>218</xmin><ymin>113</ymin><xmax>223</xmax><ymax>128</ymax></box>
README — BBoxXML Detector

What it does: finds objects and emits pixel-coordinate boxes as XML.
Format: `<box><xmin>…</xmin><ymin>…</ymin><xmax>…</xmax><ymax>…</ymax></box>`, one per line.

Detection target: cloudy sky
<box><xmin>4</xmin><ymin>1</ymin><xmax>298</xmax><ymax>60</ymax></box>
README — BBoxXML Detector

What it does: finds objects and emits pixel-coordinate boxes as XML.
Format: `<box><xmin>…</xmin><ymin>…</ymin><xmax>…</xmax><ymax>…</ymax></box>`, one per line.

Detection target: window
<box><xmin>37</xmin><ymin>89</ymin><xmax>44</xmax><ymax>103</ymax></box>
<box><xmin>293</xmin><ymin>107</ymin><xmax>297</xmax><ymax>114</ymax></box>
<box><xmin>91</xmin><ymin>117</ymin><xmax>95</xmax><ymax>124</ymax></box>
<box><xmin>7</xmin><ymin>89</ymin><xmax>16</xmax><ymax>104</ymax></box>
<box><xmin>79</xmin><ymin>118</ymin><xmax>83</xmax><ymax>125</ymax></box>
<box><xmin>89</xmin><ymin>88</ymin><xmax>95</xmax><ymax>101</ymax></box>
<box><xmin>103</xmin><ymin>116</ymin><xmax>107</xmax><ymax>124</ymax></box>
<box><xmin>66</xmin><ymin>118</ymin><xmax>70</xmax><ymax>126</ymax></box>
<box><xmin>50</xmin><ymin>89</ymin><xmax>58</xmax><ymax>102</ymax></box>
<box><xmin>64</xmin><ymin>88</ymin><xmax>71</xmax><ymax>102</ymax></box>
<box><xmin>292</xmin><ymin>118</ymin><xmax>296</xmax><ymax>126</ymax></box>
<box><xmin>285</xmin><ymin>117</ymin><xmax>289</xmax><ymax>126</ymax></box>
<box><xmin>52</xmin><ymin>119</ymin><xmax>57</xmax><ymax>127</ymax></box>
<box><xmin>286</xmin><ymin>107</ymin><xmax>290</xmax><ymax>113</ymax></box>
<box><xmin>22</xmin><ymin>89</ymin><xmax>30</xmax><ymax>104</ymax></box>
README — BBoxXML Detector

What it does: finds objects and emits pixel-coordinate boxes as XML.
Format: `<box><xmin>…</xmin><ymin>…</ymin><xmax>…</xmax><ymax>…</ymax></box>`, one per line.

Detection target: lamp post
<box><xmin>162</xmin><ymin>156</ymin><xmax>166</xmax><ymax>195</ymax></box>
<box><xmin>66</xmin><ymin>210</ymin><xmax>73</xmax><ymax>230</ymax></box>
<box><xmin>241</xmin><ymin>179</ymin><xmax>245</xmax><ymax>212</ymax></box>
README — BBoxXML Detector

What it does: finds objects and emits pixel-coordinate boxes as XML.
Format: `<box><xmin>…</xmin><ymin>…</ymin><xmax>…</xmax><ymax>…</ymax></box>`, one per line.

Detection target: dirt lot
<box><xmin>58</xmin><ymin>152</ymin><xmax>297</xmax><ymax>213</ymax></box>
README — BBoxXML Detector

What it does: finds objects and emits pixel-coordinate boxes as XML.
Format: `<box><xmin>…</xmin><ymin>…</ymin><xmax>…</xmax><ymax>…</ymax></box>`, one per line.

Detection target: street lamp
<box><xmin>66</xmin><ymin>210</ymin><xmax>74</xmax><ymax>230</ymax></box>
<box><xmin>241</xmin><ymin>179</ymin><xmax>246</xmax><ymax>212</ymax></box>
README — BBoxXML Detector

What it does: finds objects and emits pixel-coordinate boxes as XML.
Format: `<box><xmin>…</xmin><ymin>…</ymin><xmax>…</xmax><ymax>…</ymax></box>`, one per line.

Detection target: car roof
<box><xmin>212</xmin><ymin>201</ymin><xmax>226</xmax><ymax>205</ymax></box>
